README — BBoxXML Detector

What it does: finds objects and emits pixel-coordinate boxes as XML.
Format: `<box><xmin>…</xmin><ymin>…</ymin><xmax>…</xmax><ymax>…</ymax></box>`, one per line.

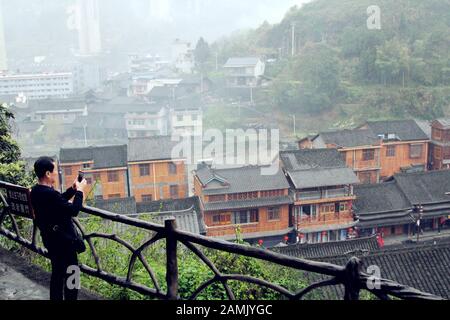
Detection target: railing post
<box><xmin>165</xmin><ymin>218</ymin><xmax>178</xmax><ymax>300</ymax></box>
<box><xmin>343</xmin><ymin>257</ymin><xmax>361</xmax><ymax>300</ymax></box>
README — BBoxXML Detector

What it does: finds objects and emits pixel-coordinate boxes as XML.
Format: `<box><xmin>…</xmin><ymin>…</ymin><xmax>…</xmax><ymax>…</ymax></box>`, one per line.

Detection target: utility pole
<box><xmin>291</xmin><ymin>22</ymin><xmax>296</xmax><ymax>57</ymax></box>
<box><xmin>292</xmin><ymin>114</ymin><xmax>296</xmax><ymax>137</ymax></box>
<box><xmin>215</xmin><ymin>52</ymin><xmax>218</xmax><ymax>72</ymax></box>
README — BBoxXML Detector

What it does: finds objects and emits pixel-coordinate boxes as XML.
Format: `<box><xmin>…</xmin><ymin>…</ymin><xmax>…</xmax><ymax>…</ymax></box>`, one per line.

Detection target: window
<box><xmin>211</xmin><ymin>213</ymin><xmax>231</xmax><ymax>225</ymax></box>
<box><xmin>177</xmin><ymin>115</ymin><xmax>183</xmax><ymax>122</ymax></box>
<box><xmin>362</xmin><ymin>149</ymin><xmax>375</xmax><ymax>161</ymax></box>
<box><xmin>95</xmin><ymin>195</ymin><xmax>103</xmax><ymax>201</ymax></box>
<box><xmin>209</xmin><ymin>194</ymin><xmax>226</xmax><ymax>202</ymax></box>
<box><xmin>170</xmin><ymin>185</ymin><xmax>179</xmax><ymax>198</ymax></box>
<box><xmin>107</xmin><ymin>171</ymin><xmax>119</xmax><ymax>182</ymax></box>
<box><xmin>64</xmin><ymin>167</ymin><xmax>72</xmax><ymax>176</ymax></box>
<box><xmin>233</xmin><ymin>210</ymin><xmax>259</xmax><ymax>224</ymax></box>
<box><xmin>320</xmin><ymin>204</ymin><xmax>335</xmax><ymax>213</ymax></box>
<box><xmin>93</xmin><ymin>173</ymin><xmax>101</xmax><ymax>182</ymax></box>
<box><xmin>434</xmin><ymin>146</ymin><xmax>442</xmax><ymax>159</ymax></box>
<box><xmin>142</xmin><ymin>194</ymin><xmax>153</xmax><ymax>202</ymax></box>
<box><xmin>386</xmin><ymin>145</ymin><xmax>396</xmax><ymax>157</ymax></box>
<box><xmin>83</xmin><ymin>163</ymin><xmax>91</xmax><ymax>169</ymax></box>
<box><xmin>339</xmin><ymin>202</ymin><xmax>348</xmax><ymax>212</ymax></box>
<box><xmin>139</xmin><ymin>164</ymin><xmax>151</xmax><ymax>176</ymax></box>
<box><xmin>108</xmin><ymin>194</ymin><xmax>120</xmax><ymax>199</ymax></box>
<box><xmin>86</xmin><ymin>177</ymin><xmax>92</xmax><ymax>185</ymax></box>
<box><xmin>268</xmin><ymin>207</ymin><xmax>281</xmax><ymax>221</ymax></box>
<box><xmin>191</xmin><ymin>114</ymin><xmax>198</xmax><ymax>121</ymax></box>
<box><xmin>168</xmin><ymin>162</ymin><xmax>177</xmax><ymax>175</ymax></box>
<box><xmin>410</xmin><ymin>144</ymin><xmax>423</xmax><ymax>159</ymax></box>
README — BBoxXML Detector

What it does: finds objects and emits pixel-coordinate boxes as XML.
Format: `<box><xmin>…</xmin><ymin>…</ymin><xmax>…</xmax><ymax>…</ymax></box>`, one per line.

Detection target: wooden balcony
<box><xmin>297</xmin><ymin>212</ymin><xmax>354</xmax><ymax>228</ymax></box>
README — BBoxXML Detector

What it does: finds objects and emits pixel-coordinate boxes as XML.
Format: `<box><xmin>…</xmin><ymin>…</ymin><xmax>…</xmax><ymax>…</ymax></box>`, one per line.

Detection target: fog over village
<box><xmin>0</xmin><ymin>0</ymin><xmax>449</xmax><ymax>302</ymax></box>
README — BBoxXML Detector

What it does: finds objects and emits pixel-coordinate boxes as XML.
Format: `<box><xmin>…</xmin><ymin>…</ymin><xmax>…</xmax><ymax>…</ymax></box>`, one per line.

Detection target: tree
<box><xmin>194</xmin><ymin>37</ymin><xmax>211</xmax><ymax>72</ymax></box>
<box><xmin>0</xmin><ymin>103</ymin><xmax>34</xmax><ymax>187</ymax></box>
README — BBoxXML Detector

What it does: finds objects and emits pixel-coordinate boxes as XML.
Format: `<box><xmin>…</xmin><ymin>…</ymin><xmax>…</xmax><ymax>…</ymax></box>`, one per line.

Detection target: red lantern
<box><xmin>322</xmin><ymin>231</ymin><xmax>327</xmax><ymax>236</ymax></box>
<box><xmin>258</xmin><ymin>239</ymin><xmax>264</xmax><ymax>246</ymax></box>
<box><xmin>284</xmin><ymin>235</ymin><xmax>289</xmax><ymax>242</ymax></box>
<box><xmin>299</xmin><ymin>233</ymin><xmax>304</xmax><ymax>239</ymax></box>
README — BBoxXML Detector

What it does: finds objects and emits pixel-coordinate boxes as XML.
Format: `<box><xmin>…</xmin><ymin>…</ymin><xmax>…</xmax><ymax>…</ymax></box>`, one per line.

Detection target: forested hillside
<box><xmin>208</xmin><ymin>0</ymin><xmax>450</xmax><ymax>132</ymax></box>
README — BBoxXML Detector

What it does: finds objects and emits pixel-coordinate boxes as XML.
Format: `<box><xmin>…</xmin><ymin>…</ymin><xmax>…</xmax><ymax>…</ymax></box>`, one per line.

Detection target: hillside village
<box><xmin>0</xmin><ymin>0</ymin><xmax>450</xmax><ymax>301</ymax></box>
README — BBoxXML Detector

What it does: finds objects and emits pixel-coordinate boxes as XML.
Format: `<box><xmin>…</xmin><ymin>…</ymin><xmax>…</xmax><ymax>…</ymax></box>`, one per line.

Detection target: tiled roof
<box><xmin>318</xmin><ymin>129</ymin><xmax>380</xmax><ymax>148</ymax></box>
<box><xmin>434</xmin><ymin>118</ymin><xmax>450</xmax><ymax>129</ymax></box>
<box><xmin>195</xmin><ymin>165</ymin><xmax>290</xmax><ymax>195</ymax></box>
<box><xmin>128</xmin><ymin>136</ymin><xmax>183</xmax><ymax>162</ymax></box>
<box><xmin>354</xmin><ymin>170</ymin><xmax>450</xmax><ymax>228</ymax></box>
<box><xmin>364</xmin><ymin>120</ymin><xmax>429</xmax><ymax>141</ymax></box>
<box><xmin>272</xmin><ymin>236</ymin><xmax>380</xmax><ymax>259</ymax></box>
<box><xmin>203</xmin><ymin>196</ymin><xmax>293</xmax><ymax>211</ymax></box>
<box><xmin>89</xmin><ymin>102</ymin><xmax>165</xmax><ymax>115</ymax></box>
<box><xmin>224</xmin><ymin>57</ymin><xmax>261</xmax><ymax>68</ymax></box>
<box><xmin>394</xmin><ymin>170</ymin><xmax>450</xmax><ymax>204</ymax></box>
<box><xmin>92</xmin><ymin>197</ymin><xmax>137</xmax><ymax>215</ymax></box>
<box><xmin>136</xmin><ymin>196</ymin><xmax>205</xmax><ymax>234</ymax></box>
<box><xmin>280</xmin><ymin>149</ymin><xmax>359</xmax><ymax>189</ymax></box>
<box><xmin>287</xmin><ymin>167</ymin><xmax>359</xmax><ymax>189</ymax></box>
<box><xmin>280</xmin><ymin>149</ymin><xmax>346</xmax><ymax>171</ymax></box>
<box><xmin>60</xmin><ymin>145</ymin><xmax>128</xmax><ymax>169</ymax></box>
<box><xmin>71</xmin><ymin>113</ymin><xmax>126</xmax><ymax>130</ymax></box>
<box><xmin>277</xmin><ymin>237</ymin><xmax>450</xmax><ymax>299</ymax></box>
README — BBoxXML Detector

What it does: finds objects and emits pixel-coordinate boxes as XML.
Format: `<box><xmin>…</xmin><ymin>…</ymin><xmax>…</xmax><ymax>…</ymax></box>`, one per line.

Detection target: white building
<box><xmin>125</xmin><ymin>106</ymin><xmax>169</xmax><ymax>138</ymax></box>
<box><xmin>0</xmin><ymin>3</ymin><xmax>7</xmax><ymax>71</ymax></box>
<box><xmin>170</xmin><ymin>105</ymin><xmax>203</xmax><ymax>137</ymax></box>
<box><xmin>223</xmin><ymin>57</ymin><xmax>266</xmax><ymax>87</ymax></box>
<box><xmin>0</xmin><ymin>72</ymin><xmax>74</xmax><ymax>100</ymax></box>
<box><xmin>76</xmin><ymin>0</ymin><xmax>102</xmax><ymax>56</ymax></box>
<box><xmin>172</xmin><ymin>39</ymin><xmax>194</xmax><ymax>74</ymax></box>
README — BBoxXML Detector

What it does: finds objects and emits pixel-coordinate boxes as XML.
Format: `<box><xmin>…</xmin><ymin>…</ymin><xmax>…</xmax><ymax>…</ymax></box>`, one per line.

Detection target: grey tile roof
<box><xmin>60</xmin><ymin>145</ymin><xmax>128</xmax><ymax>169</ymax></box>
<box><xmin>272</xmin><ymin>236</ymin><xmax>380</xmax><ymax>259</ymax></box>
<box><xmin>318</xmin><ymin>129</ymin><xmax>380</xmax><ymax>148</ymax></box>
<box><xmin>195</xmin><ymin>165</ymin><xmax>290</xmax><ymax>195</ymax></box>
<box><xmin>71</xmin><ymin>113</ymin><xmax>126</xmax><ymax>130</ymax></box>
<box><xmin>280</xmin><ymin>149</ymin><xmax>359</xmax><ymax>189</ymax></box>
<box><xmin>128</xmin><ymin>136</ymin><xmax>182</xmax><ymax>162</ymax></box>
<box><xmin>89</xmin><ymin>102</ymin><xmax>165</xmax><ymax>115</ymax></box>
<box><xmin>28</xmin><ymin>98</ymin><xmax>86</xmax><ymax>111</ymax></box>
<box><xmin>436</xmin><ymin>118</ymin><xmax>450</xmax><ymax>129</ymax></box>
<box><xmin>224</xmin><ymin>57</ymin><xmax>261</xmax><ymax>68</ymax></box>
<box><xmin>280</xmin><ymin>149</ymin><xmax>347</xmax><ymax>171</ymax></box>
<box><xmin>365</xmin><ymin>120</ymin><xmax>429</xmax><ymax>141</ymax></box>
<box><xmin>304</xmin><ymin>239</ymin><xmax>450</xmax><ymax>299</ymax></box>
<box><xmin>354</xmin><ymin>182</ymin><xmax>411</xmax><ymax>214</ymax></box>
<box><xmin>394</xmin><ymin>170</ymin><xmax>450</xmax><ymax>204</ymax></box>
<box><xmin>203</xmin><ymin>196</ymin><xmax>293</xmax><ymax>211</ymax></box>
<box><xmin>287</xmin><ymin>167</ymin><xmax>359</xmax><ymax>189</ymax></box>
<box><xmin>136</xmin><ymin>196</ymin><xmax>205</xmax><ymax>234</ymax></box>
<box><xmin>92</xmin><ymin>197</ymin><xmax>137</xmax><ymax>215</ymax></box>
<box><xmin>354</xmin><ymin>170</ymin><xmax>450</xmax><ymax>228</ymax></box>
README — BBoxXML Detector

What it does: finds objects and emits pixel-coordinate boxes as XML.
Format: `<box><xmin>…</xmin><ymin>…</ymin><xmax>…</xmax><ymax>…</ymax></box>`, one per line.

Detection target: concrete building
<box><xmin>0</xmin><ymin>3</ymin><xmax>7</xmax><ymax>71</ymax></box>
<box><xmin>76</xmin><ymin>0</ymin><xmax>102</xmax><ymax>56</ymax></box>
<box><xmin>172</xmin><ymin>39</ymin><xmax>194</xmax><ymax>74</ymax></box>
<box><xmin>223</xmin><ymin>57</ymin><xmax>265</xmax><ymax>88</ymax></box>
<box><xmin>0</xmin><ymin>72</ymin><xmax>74</xmax><ymax>100</ymax></box>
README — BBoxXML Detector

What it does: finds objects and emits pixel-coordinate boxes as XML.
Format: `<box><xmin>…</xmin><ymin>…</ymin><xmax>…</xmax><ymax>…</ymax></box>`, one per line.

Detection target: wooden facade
<box><xmin>129</xmin><ymin>160</ymin><xmax>188</xmax><ymax>202</ymax></box>
<box><xmin>430</xmin><ymin>120</ymin><xmax>450</xmax><ymax>170</ymax></box>
<box><xmin>60</xmin><ymin>161</ymin><xmax>129</xmax><ymax>200</ymax></box>
<box><xmin>379</xmin><ymin>141</ymin><xmax>428</xmax><ymax>178</ymax></box>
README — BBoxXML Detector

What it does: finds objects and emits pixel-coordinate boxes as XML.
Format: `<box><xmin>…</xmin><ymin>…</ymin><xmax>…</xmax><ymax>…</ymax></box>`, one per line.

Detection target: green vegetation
<box><xmin>0</xmin><ymin>103</ymin><xmax>34</xmax><ymax>186</ymax></box>
<box><xmin>200</xmin><ymin>0</ymin><xmax>450</xmax><ymax>134</ymax></box>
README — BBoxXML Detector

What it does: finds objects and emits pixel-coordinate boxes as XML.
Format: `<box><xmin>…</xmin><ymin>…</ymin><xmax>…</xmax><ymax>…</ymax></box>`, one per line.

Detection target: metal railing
<box><xmin>0</xmin><ymin>180</ymin><xmax>444</xmax><ymax>300</ymax></box>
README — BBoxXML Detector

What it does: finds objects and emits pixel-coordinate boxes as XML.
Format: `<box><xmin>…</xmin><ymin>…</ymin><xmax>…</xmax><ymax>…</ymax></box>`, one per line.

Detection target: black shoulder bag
<box><xmin>51</xmin><ymin>220</ymin><xmax>86</xmax><ymax>254</ymax></box>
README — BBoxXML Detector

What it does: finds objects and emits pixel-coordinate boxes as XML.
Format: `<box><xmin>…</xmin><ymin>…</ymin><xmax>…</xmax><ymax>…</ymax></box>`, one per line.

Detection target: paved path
<box><xmin>0</xmin><ymin>246</ymin><xmax>99</xmax><ymax>300</ymax></box>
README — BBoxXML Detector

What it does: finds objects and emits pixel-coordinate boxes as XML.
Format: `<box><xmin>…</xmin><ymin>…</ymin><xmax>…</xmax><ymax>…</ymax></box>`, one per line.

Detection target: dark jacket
<box><xmin>30</xmin><ymin>184</ymin><xmax>83</xmax><ymax>252</ymax></box>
